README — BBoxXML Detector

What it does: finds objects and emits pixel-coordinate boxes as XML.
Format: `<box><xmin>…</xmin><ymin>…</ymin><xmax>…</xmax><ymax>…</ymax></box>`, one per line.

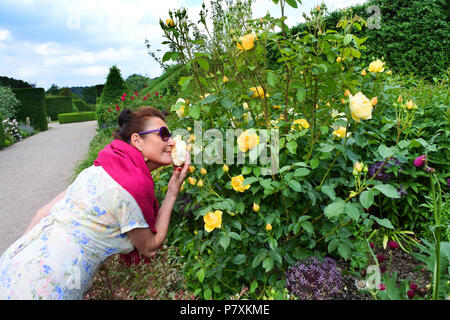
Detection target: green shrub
<box><xmin>0</xmin><ymin>113</ymin><xmax>5</xmax><ymax>149</ymax></box>
<box><xmin>58</xmin><ymin>112</ymin><xmax>96</xmax><ymax>124</ymax></box>
<box><xmin>0</xmin><ymin>85</ymin><xmax>21</xmax><ymax>119</ymax></box>
<box><xmin>73</xmin><ymin>99</ymin><xmax>93</xmax><ymax>112</ymax></box>
<box><xmin>45</xmin><ymin>96</ymin><xmax>73</xmax><ymax>121</ymax></box>
<box><xmin>99</xmin><ymin>65</ymin><xmax>127</xmax><ymax>105</ymax></box>
<box><xmin>12</xmin><ymin>88</ymin><xmax>47</xmax><ymax>131</ymax></box>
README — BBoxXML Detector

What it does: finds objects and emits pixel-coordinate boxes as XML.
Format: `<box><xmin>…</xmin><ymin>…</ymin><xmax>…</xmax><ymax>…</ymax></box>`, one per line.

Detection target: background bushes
<box><xmin>0</xmin><ymin>113</ymin><xmax>4</xmax><ymax>149</ymax></box>
<box><xmin>12</xmin><ymin>88</ymin><xmax>47</xmax><ymax>131</ymax></box>
<box><xmin>58</xmin><ymin>112</ymin><xmax>96</xmax><ymax>124</ymax></box>
<box><xmin>0</xmin><ymin>85</ymin><xmax>21</xmax><ymax>119</ymax></box>
<box><xmin>45</xmin><ymin>96</ymin><xmax>73</xmax><ymax>121</ymax></box>
<box><xmin>99</xmin><ymin>65</ymin><xmax>126</xmax><ymax>105</ymax></box>
<box><xmin>72</xmin><ymin>99</ymin><xmax>94</xmax><ymax>112</ymax></box>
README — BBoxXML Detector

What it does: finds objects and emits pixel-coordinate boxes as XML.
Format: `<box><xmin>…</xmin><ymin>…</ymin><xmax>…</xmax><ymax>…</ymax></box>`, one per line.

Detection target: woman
<box><xmin>0</xmin><ymin>106</ymin><xmax>189</xmax><ymax>299</ymax></box>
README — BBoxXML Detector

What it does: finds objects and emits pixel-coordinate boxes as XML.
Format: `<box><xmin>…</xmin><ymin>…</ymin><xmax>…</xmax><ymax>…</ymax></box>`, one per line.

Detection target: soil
<box><xmin>333</xmin><ymin>246</ymin><xmax>432</xmax><ymax>300</ymax></box>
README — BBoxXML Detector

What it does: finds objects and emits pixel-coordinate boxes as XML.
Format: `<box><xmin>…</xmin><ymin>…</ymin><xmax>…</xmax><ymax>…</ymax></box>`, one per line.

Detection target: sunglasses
<box><xmin>129</xmin><ymin>126</ymin><xmax>172</xmax><ymax>143</ymax></box>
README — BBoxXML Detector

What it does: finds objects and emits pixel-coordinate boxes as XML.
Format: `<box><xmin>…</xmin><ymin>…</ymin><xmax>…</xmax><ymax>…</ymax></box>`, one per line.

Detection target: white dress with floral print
<box><xmin>0</xmin><ymin>165</ymin><xmax>149</xmax><ymax>300</ymax></box>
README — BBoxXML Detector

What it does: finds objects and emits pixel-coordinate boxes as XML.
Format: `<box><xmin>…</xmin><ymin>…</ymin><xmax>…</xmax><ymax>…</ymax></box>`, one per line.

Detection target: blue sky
<box><xmin>0</xmin><ymin>0</ymin><xmax>366</xmax><ymax>90</ymax></box>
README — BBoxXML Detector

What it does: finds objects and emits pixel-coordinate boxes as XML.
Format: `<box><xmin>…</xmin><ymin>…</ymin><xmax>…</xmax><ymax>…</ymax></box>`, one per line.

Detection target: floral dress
<box><xmin>0</xmin><ymin>165</ymin><xmax>149</xmax><ymax>300</ymax></box>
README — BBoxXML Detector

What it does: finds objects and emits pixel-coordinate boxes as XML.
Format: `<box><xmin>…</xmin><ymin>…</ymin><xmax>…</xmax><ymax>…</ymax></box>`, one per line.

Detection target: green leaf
<box><xmin>328</xmin><ymin>239</ymin><xmax>339</xmax><ymax>253</ymax></box>
<box><xmin>250</xmin><ymin>280</ymin><xmax>258</xmax><ymax>293</ymax></box>
<box><xmin>233</xmin><ymin>254</ymin><xmax>247</xmax><ymax>265</ymax></box>
<box><xmin>287</xmin><ymin>140</ymin><xmax>297</xmax><ymax>154</ymax></box>
<box><xmin>321</xmin><ymin>185</ymin><xmax>336</xmax><ymax>201</ymax></box>
<box><xmin>220</xmin><ymin>98</ymin><xmax>233</xmax><ymax>109</ymax></box>
<box><xmin>344</xmin><ymin>202</ymin><xmax>360</xmax><ymax>220</ymax></box>
<box><xmin>350</xmin><ymin>47</ymin><xmax>361</xmax><ymax>58</ymax></box>
<box><xmin>324</xmin><ymin>198</ymin><xmax>345</xmax><ymax>218</ymax></box>
<box><xmin>373</xmin><ymin>216</ymin><xmax>394</xmax><ymax>229</ymax></box>
<box><xmin>229</xmin><ymin>232</ymin><xmax>242</xmax><ymax>241</ymax></box>
<box><xmin>252</xmin><ymin>251</ymin><xmax>267</xmax><ymax>268</ymax></box>
<box><xmin>196</xmin><ymin>58</ymin><xmax>209</xmax><ymax>71</ymax></box>
<box><xmin>188</xmin><ymin>104</ymin><xmax>201</xmax><ymax>119</ymax></box>
<box><xmin>360</xmin><ymin>190</ymin><xmax>374</xmax><ymax>209</ymax></box>
<box><xmin>373</xmin><ymin>184</ymin><xmax>400</xmax><ymax>199</ymax></box>
<box><xmin>378</xmin><ymin>144</ymin><xmax>394</xmax><ymax>158</ymax></box>
<box><xmin>204</xmin><ymin>288</ymin><xmax>212</xmax><ymax>300</ymax></box>
<box><xmin>162</xmin><ymin>51</ymin><xmax>174</xmax><ymax>62</ymax></box>
<box><xmin>296</xmin><ymin>90</ymin><xmax>306</xmax><ymax>103</ymax></box>
<box><xmin>178</xmin><ymin>76</ymin><xmax>192</xmax><ymax>91</ymax></box>
<box><xmin>294</xmin><ymin>168</ymin><xmax>310</xmax><ymax>177</ymax></box>
<box><xmin>343</xmin><ymin>34</ymin><xmax>353</xmax><ymax>45</ymax></box>
<box><xmin>219</xmin><ymin>233</ymin><xmax>230</xmax><ymax>251</ymax></box>
<box><xmin>285</xmin><ymin>0</ymin><xmax>297</xmax><ymax>8</ymax></box>
<box><xmin>338</xmin><ymin>243</ymin><xmax>351</xmax><ymax>260</ymax></box>
<box><xmin>288</xmin><ymin>180</ymin><xmax>302</xmax><ymax>192</ymax></box>
<box><xmin>310</xmin><ymin>158</ymin><xmax>320</xmax><ymax>169</ymax></box>
<box><xmin>197</xmin><ymin>268</ymin><xmax>205</xmax><ymax>283</ymax></box>
<box><xmin>262</xmin><ymin>257</ymin><xmax>274</xmax><ymax>272</ymax></box>
<box><xmin>301</xmin><ymin>221</ymin><xmax>314</xmax><ymax>234</ymax></box>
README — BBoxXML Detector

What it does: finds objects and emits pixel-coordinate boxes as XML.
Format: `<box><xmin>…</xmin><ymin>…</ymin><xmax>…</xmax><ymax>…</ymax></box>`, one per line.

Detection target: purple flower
<box><xmin>410</xmin><ymin>283</ymin><xmax>418</xmax><ymax>291</ymax></box>
<box><xmin>447</xmin><ymin>178</ymin><xmax>450</xmax><ymax>187</ymax></box>
<box><xmin>407</xmin><ymin>289</ymin><xmax>415</xmax><ymax>299</ymax></box>
<box><xmin>368</xmin><ymin>158</ymin><xmax>403</xmax><ymax>182</ymax></box>
<box><xmin>377</xmin><ymin>254</ymin><xmax>386</xmax><ymax>263</ymax></box>
<box><xmin>285</xmin><ymin>257</ymin><xmax>343</xmax><ymax>300</ymax></box>
<box><xmin>413</xmin><ymin>155</ymin><xmax>426</xmax><ymax>168</ymax></box>
<box><xmin>397</xmin><ymin>185</ymin><xmax>408</xmax><ymax>197</ymax></box>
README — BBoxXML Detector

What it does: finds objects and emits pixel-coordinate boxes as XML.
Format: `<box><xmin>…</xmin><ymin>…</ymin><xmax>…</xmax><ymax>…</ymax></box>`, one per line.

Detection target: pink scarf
<box><xmin>94</xmin><ymin>139</ymin><xmax>159</xmax><ymax>266</ymax></box>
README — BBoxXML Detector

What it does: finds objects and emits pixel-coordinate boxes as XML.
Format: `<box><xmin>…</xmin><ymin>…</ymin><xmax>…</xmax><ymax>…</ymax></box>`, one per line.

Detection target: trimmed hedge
<box><xmin>0</xmin><ymin>113</ymin><xmax>5</xmax><ymax>149</ymax></box>
<box><xmin>45</xmin><ymin>96</ymin><xmax>73</xmax><ymax>121</ymax></box>
<box><xmin>72</xmin><ymin>99</ymin><xmax>94</xmax><ymax>112</ymax></box>
<box><xmin>58</xmin><ymin>112</ymin><xmax>96</xmax><ymax>124</ymax></box>
<box><xmin>12</xmin><ymin>88</ymin><xmax>47</xmax><ymax>131</ymax></box>
<box><xmin>99</xmin><ymin>65</ymin><xmax>126</xmax><ymax>105</ymax></box>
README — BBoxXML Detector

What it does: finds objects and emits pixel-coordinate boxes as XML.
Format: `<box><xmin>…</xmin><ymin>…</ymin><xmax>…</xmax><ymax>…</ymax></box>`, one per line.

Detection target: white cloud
<box><xmin>0</xmin><ymin>29</ymin><xmax>11</xmax><ymax>41</ymax></box>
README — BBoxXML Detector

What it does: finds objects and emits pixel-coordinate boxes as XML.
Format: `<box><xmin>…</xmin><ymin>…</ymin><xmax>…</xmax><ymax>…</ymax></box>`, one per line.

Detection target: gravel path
<box><xmin>0</xmin><ymin>121</ymin><xmax>98</xmax><ymax>254</ymax></box>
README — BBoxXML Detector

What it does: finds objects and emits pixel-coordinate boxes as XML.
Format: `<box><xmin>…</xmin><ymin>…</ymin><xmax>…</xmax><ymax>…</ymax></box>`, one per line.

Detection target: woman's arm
<box><xmin>128</xmin><ymin>153</ymin><xmax>190</xmax><ymax>258</ymax></box>
<box><xmin>23</xmin><ymin>190</ymin><xmax>67</xmax><ymax>235</ymax></box>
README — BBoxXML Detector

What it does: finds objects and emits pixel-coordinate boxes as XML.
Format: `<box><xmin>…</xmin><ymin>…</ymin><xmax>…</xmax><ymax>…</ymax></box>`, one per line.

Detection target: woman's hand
<box><xmin>167</xmin><ymin>151</ymin><xmax>190</xmax><ymax>196</ymax></box>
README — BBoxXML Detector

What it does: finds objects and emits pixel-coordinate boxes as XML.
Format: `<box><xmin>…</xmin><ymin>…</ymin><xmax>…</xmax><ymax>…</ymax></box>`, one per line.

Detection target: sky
<box><xmin>0</xmin><ymin>0</ymin><xmax>367</xmax><ymax>90</ymax></box>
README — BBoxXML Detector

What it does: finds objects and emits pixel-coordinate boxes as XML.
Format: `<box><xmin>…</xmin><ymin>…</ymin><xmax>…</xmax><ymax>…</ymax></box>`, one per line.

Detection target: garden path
<box><xmin>0</xmin><ymin>121</ymin><xmax>98</xmax><ymax>254</ymax></box>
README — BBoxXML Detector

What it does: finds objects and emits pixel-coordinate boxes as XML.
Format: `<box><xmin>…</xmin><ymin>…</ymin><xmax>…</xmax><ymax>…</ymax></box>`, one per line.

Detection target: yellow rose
<box><xmin>292</xmin><ymin>118</ymin><xmax>310</xmax><ymax>131</ymax></box>
<box><xmin>174</xmin><ymin>98</ymin><xmax>186</xmax><ymax>118</ymax></box>
<box><xmin>237</xmin><ymin>130</ymin><xmax>260</xmax><ymax>153</ymax></box>
<box><xmin>386</xmin><ymin>70</ymin><xmax>392</xmax><ymax>75</ymax></box>
<box><xmin>405</xmin><ymin>99</ymin><xmax>417</xmax><ymax>110</ymax></box>
<box><xmin>249</xmin><ymin>86</ymin><xmax>267</xmax><ymax>98</ymax></box>
<box><xmin>336</xmin><ymin>56</ymin><xmax>342</xmax><ymax>63</ymax></box>
<box><xmin>354</xmin><ymin>161</ymin><xmax>364</xmax><ymax>173</ymax></box>
<box><xmin>223</xmin><ymin>75</ymin><xmax>229</xmax><ymax>83</ymax></box>
<box><xmin>361</xmin><ymin>69</ymin><xmax>367</xmax><ymax>76</ymax></box>
<box><xmin>243</xmin><ymin>102</ymin><xmax>249</xmax><ymax>110</ymax></box>
<box><xmin>273</xmin><ymin>105</ymin><xmax>281</xmax><ymax>110</ymax></box>
<box><xmin>188</xmin><ymin>177</ymin><xmax>197</xmax><ymax>185</ymax></box>
<box><xmin>231</xmin><ymin>175</ymin><xmax>251</xmax><ymax>192</ymax></box>
<box><xmin>368</xmin><ymin>59</ymin><xmax>385</xmax><ymax>73</ymax></box>
<box><xmin>237</xmin><ymin>33</ymin><xmax>257</xmax><ymax>51</ymax></box>
<box><xmin>197</xmin><ymin>179</ymin><xmax>204</xmax><ymax>187</ymax></box>
<box><xmin>222</xmin><ymin>164</ymin><xmax>229</xmax><ymax>172</ymax></box>
<box><xmin>265</xmin><ymin>223</ymin><xmax>272</xmax><ymax>231</ymax></box>
<box><xmin>349</xmin><ymin>91</ymin><xmax>373</xmax><ymax>122</ymax></box>
<box><xmin>200</xmin><ymin>168</ymin><xmax>207</xmax><ymax>175</ymax></box>
<box><xmin>166</xmin><ymin>19</ymin><xmax>174</xmax><ymax>27</ymax></box>
<box><xmin>332</xmin><ymin>126</ymin><xmax>347</xmax><ymax>139</ymax></box>
<box><xmin>253</xmin><ymin>203</ymin><xmax>260</xmax><ymax>212</ymax></box>
<box><xmin>370</xmin><ymin>97</ymin><xmax>378</xmax><ymax>106</ymax></box>
<box><xmin>188</xmin><ymin>165</ymin><xmax>195</xmax><ymax>173</ymax></box>
<box><xmin>204</xmin><ymin>210</ymin><xmax>223</xmax><ymax>232</ymax></box>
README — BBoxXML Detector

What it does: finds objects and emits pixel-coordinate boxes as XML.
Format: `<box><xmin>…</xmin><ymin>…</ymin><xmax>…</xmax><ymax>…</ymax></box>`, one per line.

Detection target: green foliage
<box><xmin>125</xmin><ymin>74</ymin><xmax>150</xmax><ymax>92</ymax></box>
<box><xmin>45</xmin><ymin>96</ymin><xmax>73</xmax><ymax>121</ymax></box>
<box><xmin>0</xmin><ymin>76</ymin><xmax>34</xmax><ymax>89</ymax></box>
<box><xmin>12</xmin><ymin>88</ymin><xmax>47</xmax><ymax>131</ymax></box>
<box><xmin>0</xmin><ymin>85</ymin><xmax>20</xmax><ymax>118</ymax></box>
<box><xmin>46</xmin><ymin>84</ymin><xmax>60</xmax><ymax>95</ymax></box>
<box><xmin>99</xmin><ymin>65</ymin><xmax>127</xmax><ymax>105</ymax></box>
<box><xmin>58</xmin><ymin>112</ymin><xmax>96</xmax><ymax>124</ymax></box>
<box><xmin>289</xmin><ymin>0</ymin><xmax>449</xmax><ymax>80</ymax></box>
<box><xmin>0</xmin><ymin>113</ymin><xmax>4</xmax><ymax>149</ymax></box>
<box><xmin>73</xmin><ymin>99</ymin><xmax>94</xmax><ymax>112</ymax></box>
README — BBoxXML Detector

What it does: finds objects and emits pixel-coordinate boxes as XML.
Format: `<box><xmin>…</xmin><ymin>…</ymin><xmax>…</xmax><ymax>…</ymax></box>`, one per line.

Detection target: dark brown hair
<box><xmin>114</xmin><ymin>106</ymin><xmax>166</xmax><ymax>142</ymax></box>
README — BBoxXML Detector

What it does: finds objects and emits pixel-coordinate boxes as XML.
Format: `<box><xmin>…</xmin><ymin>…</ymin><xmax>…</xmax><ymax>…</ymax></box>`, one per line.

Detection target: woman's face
<box><xmin>130</xmin><ymin>117</ymin><xmax>174</xmax><ymax>171</ymax></box>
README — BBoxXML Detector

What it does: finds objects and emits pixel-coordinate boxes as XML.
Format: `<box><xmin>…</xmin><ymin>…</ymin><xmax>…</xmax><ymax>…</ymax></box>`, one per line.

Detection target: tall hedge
<box><xmin>12</xmin><ymin>88</ymin><xmax>47</xmax><ymax>131</ymax></box>
<box><xmin>72</xmin><ymin>99</ymin><xmax>93</xmax><ymax>112</ymax></box>
<box><xmin>45</xmin><ymin>96</ymin><xmax>73</xmax><ymax>121</ymax></box>
<box><xmin>288</xmin><ymin>0</ymin><xmax>449</xmax><ymax>80</ymax></box>
<box><xmin>99</xmin><ymin>65</ymin><xmax>126</xmax><ymax>105</ymax></box>
<box><xmin>0</xmin><ymin>113</ymin><xmax>5</xmax><ymax>149</ymax></box>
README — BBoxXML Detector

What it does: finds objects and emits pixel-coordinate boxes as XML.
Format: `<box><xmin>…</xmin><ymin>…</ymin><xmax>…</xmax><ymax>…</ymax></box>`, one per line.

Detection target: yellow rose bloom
<box><xmin>175</xmin><ymin>98</ymin><xmax>186</xmax><ymax>118</ymax></box>
<box><xmin>253</xmin><ymin>203</ymin><xmax>260</xmax><ymax>212</ymax></box>
<box><xmin>243</xmin><ymin>102</ymin><xmax>249</xmax><ymax>110</ymax></box>
<box><xmin>188</xmin><ymin>165</ymin><xmax>195</xmax><ymax>173</ymax></box>
<box><xmin>349</xmin><ymin>91</ymin><xmax>373</xmax><ymax>122</ymax></box>
<box><xmin>361</xmin><ymin>69</ymin><xmax>367</xmax><ymax>76</ymax></box>
<box><xmin>237</xmin><ymin>130</ymin><xmax>260</xmax><ymax>153</ymax></box>
<box><xmin>405</xmin><ymin>99</ymin><xmax>417</xmax><ymax>110</ymax></box>
<box><xmin>368</xmin><ymin>59</ymin><xmax>385</xmax><ymax>73</ymax></box>
<box><xmin>354</xmin><ymin>161</ymin><xmax>364</xmax><ymax>173</ymax></box>
<box><xmin>222</xmin><ymin>164</ymin><xmax>229</xmax><ymax>172</ymax></box>
<box><xmin>237</xmin><ymin>33</ymin><xmax>257</xmax><ymax>51</ymax></box>
<box><xmin>265</xmin><ymin>224</ymin><xmax>272</xmax><ymax>231</ymax></box>
<box><xmin>204</xmin><ymin>210</ymin><xmax>223</xmax><ymax>232</ymax></box>
<box><xmin>370</xmin><ymin>97</ymin><xmax>378</xmax><ymax>106</ymax></box>
<box><xmin>223</xmin><ymin>75</ymin><xmax>229</xmax><ymax>83</ymax></box>
<box><xmin>197</xmin><ymin>179</ymin><xmax>204</xmax><ymax>187</ymax></box>
<box><xmin>332</xmin><ymin>126</ymin><xmax>347</xmax><ymax>139</ymax></box>
<box><xmin>292</xmin><ymin>118</ymin><xmax>310</xmax><ymax>131</ymax></box>
<box><xmin>249</xmin><ymin>86</ymin><xmax>267</xmax><ymax>98</ymax></box>
<box><xmin>166</xmin><ymin>19</ymin><xmax>174</xmax><ymax>27</ymax></box>
<box><xmin>188</xmin><ymin>177</ymin><xmax>197</xmax><ymax>185</ymax></box>
<box><xmin>273</xmin><ymin>105</ymin><xmax>281</xmax><ymax>110</ymax></box>
<box><xmin>231</xmin><ymin>175</ymin><xmax>251</xmax><ymax>192</ymax></box>
<box><xmin>200</xmin><ymin>168</ymin><xmax>207</xmax><ymax>175</ymax></box>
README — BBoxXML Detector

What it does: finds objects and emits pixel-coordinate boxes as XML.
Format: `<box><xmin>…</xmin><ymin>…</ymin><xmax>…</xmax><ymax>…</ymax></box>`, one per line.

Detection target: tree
<box><xmin>46</xmin><ymin>84</ymin><xmax>60</xmax><ymax>95</ymax></box>
<box><xmin>99</xmin><ymin>65</ymin><xmax>127</xmax><ymax>105</ymax></box>
<box><xmin>81</xmin><ymin>86</ymin><xmax>97</xmax><ymax>104</ymax></box>
<box><xmin>125</xmin><ymin>74</ymin><xmax>149</xmax><ymax>92</ymax></box>
<box><xmin>0</xmin><ymin>85</ymin><xmax>20</xmax><ymax>118</ymax></box>
<box><xmin>60</xmin><ymin>87</ymin><xmax>71</xmax><ymax>96</ymax></box>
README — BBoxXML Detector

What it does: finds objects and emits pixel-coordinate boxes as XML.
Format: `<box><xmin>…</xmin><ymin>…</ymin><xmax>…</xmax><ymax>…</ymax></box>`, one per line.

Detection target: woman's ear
<box><xmin>130</xmin><ymin>133</ymin><xmax>142</xmax><ymax>151</ymax></box>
